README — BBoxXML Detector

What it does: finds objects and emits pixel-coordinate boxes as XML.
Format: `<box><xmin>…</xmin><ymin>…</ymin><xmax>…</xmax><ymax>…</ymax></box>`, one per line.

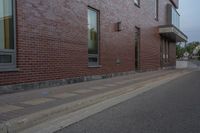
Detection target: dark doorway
<box><xmin>161</xmin><ymin>37</ymin><xmax>170</xmax><ymax>68</ymax></box>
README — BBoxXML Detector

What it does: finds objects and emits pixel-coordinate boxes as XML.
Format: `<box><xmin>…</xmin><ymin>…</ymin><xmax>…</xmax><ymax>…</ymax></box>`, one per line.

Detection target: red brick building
<box><xmin>0</xmin><ymin>0</ymin><xmax>187</xmax><ymax>93</ymax></box>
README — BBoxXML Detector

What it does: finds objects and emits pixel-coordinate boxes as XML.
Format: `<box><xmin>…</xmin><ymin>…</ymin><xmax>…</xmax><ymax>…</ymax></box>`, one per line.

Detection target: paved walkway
<box><xmin>0</xmin><ymin>69</ymin><xmax>192</xmax><ymax>133</ymax></box>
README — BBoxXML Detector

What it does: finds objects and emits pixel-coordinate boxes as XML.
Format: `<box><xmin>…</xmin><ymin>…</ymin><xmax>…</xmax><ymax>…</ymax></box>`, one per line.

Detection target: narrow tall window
<box><xmin>165</xmin><ymin>41</ymin><xmax>168</xmax><ymax>62</ymax></box>
<box><xmin>163</xmin><ymin>39</ymin><xmax>166</xmax><ymax>62</ymax></box>
<box><xmin>155</xmin><ymin>0</ymin><xmax>159</xmax><ymax>20</ymax></box>
<box><xmin>0</xmin><ymin>0</ymin><xmax>16</xmax><ymax>70</ymax></box>
<box><xmin>88</xmin><ymin>7</ymin><xmax>99</xmax><ymax>66</ymax></box>
<box><xmin>135</xmin><ymin>27</ymin><xmax>140</xmax><ymax>70</ymax></box>
<box><xmin>167</xmin><ymin>42</ymin><xmax>170</xmax><ymax>62</ymax></box>
<box><xmin>134</xmin><ymin>0</ymin><xmax>140</xmax><ymax>7</ymax></box>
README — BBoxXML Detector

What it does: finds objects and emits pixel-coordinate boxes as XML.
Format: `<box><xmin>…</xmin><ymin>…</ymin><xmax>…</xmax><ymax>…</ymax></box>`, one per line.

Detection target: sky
<box><xmin>178</xmin><ymin>0</ymin><xmax>200</xmax><ymax>42</ymax></box>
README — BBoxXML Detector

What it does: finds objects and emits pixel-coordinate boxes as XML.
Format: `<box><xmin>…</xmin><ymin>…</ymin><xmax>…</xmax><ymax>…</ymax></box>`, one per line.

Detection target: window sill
<box><xmin>0</xmin><ymin>68</ymin><xmax>19</xmax><ymax>72</ymax></box>
<box><xmin>88</xmin><ymin>65</ymin><xmax>102</xmax><ymax>68</ymax></box>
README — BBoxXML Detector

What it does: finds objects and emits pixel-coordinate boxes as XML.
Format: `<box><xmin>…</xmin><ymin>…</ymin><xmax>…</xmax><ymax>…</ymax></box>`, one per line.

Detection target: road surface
<box><xmin>56</xmin><ymin>71</ymin><xmax>200</xmax><ymax>133</ymax></box>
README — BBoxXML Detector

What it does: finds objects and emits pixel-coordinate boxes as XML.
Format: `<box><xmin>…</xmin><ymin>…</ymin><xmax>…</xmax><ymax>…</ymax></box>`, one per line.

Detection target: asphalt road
<box><xmin>56</xmin><ymin>70</ymin><xmax>200</xmax><ymax>133</ymax></box>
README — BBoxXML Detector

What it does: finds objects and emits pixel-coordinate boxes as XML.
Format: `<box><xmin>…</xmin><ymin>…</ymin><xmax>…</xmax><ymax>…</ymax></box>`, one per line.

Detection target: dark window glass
<box><xmin>162</xmin><ymin>39</ymin><xmax>167</xmax><ymax>63</ymax></box>
<box><xmin>0</xmin><ymin>0</ymin><xmax>16</xmax><ymax>70</ymax></box>
<box><xmin>0</xmin><ymin>0</ymin><xmax>14</xmax><ymax>50</ymax></box>
<box><xmin>135</xmin><ymin>27</ymin><xmax>140</xmax><ymax>70</ymax></box>
<box><xmin>88</xmin><ymin>57</ymin><xmax>98</xmax><ymax>64</ymax></box>
<box><xmin>155</xmin><ymin>0</ymin><xmax>159</xmax><ymax>20</ymax></box>
<box><xmin>0</xmin><ymin>54</ymin><xmax>12</xmax><ymax>63</ymax></box>
<box><xmin>88</xmin><ymin>7</ymin><xmax>99</xmax><ymax>66</ymax></box>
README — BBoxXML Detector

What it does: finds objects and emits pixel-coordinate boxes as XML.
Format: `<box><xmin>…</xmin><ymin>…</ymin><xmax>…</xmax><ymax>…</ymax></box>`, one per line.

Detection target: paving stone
<box><xmin>91</xmin><ymin>86</ymin><xmax>107</xmax><ymax>90</ymax></box>
<box><xmin>52</xmin><ymin>93</ymin><xmax>77</xmax><ymax>99</ymax></box>
<box><xmin>104</xmin><ymin>84</ymin><xmax>116</xmax><ymax>87</ymax></box>
<box><xmin>22</xmin><ymin>98</ymin><xmax>54</xmax><ymax>106</ymax></box>
<box><xmin>0</xmin><ymin>70</ymin><xmax>185</xmax><ymax>123</ymax></box>
<box><xmin>73</xmin><ymin>89</ymin><xmax>94</xmax><ymax>94</ymax></box>
<box><xmin>0</xmin><ymin>105</ymin><xmax>23</xmax><ymax>114</ymax></box>
<box><xmin>115</xmin><ymin>80</ymin><xmax>130</xmax><ymax>85</ymax></box>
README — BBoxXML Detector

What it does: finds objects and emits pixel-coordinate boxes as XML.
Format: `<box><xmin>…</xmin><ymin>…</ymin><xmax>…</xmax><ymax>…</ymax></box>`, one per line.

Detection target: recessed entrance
<box><xmin>160</xmin><ymin>37</ymin><xmax>170</xmax><ymax>68</ymax></box>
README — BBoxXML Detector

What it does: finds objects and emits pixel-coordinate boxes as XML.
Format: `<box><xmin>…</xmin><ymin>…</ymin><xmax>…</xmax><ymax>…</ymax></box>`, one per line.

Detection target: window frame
<box><xmin>135</xmin><ymin>26</ymin><xmax>141</xmax><ymax>70</ymax></box>
<box><xmin>165</xmin><ymin>40</ymin><xmax>168</xmax><ymax>63</ymax></box>
<box><xmin>167</xmin><ymin>4</ymin><xmax>180</xmax><ymax>29</ymax></box>
<box><xmin>0</xmin><ymin>0</ymin><xmax>17</xmax><ymax>71</ymax></box>
<box><xmin>167</xmin><ymin>42</ymin><xmax>170</xmax><ymax>62</ymax></box>
<box><xmin>162</xmin><ymin>39</ymin><xmax>166</xmax><ymax>62</ymax></box>
<box><xmin>155</xmin><ymin>0</ymin><xmax>159</xmax><ymax>21</ymax></box>
<box><xmin>88</xmin><ymin>6</ymin><xmax>100</xmax><ymax>67</ymax></box>
<box><xmin>134</xmin><ymin>0</ymin><xmax>140</xmax><ymax>8</ymax></box>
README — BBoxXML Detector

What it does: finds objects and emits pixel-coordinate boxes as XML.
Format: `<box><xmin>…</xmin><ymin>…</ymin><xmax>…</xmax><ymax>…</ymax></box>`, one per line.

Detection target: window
<box><xmin>0</xmin><ymin>0</ymin><xmax>16</xmax><ymax>71</ymax></box>
<box><xmin>167</xmin><ymin>4</ymin><xmax>180</xmax><ymax>28</ymax></box>
<box><xmin>135</xmin><ymin>27</ymin><xmax>140</xmax><ymax>70</ymax></box>
<box><xmin>134</xmin><ymin>0</ymin><xmax>140</xmax><ymax>7</ymax></box>
<box><xmin>171</xmin><ymin>6</ymin><xmax>180</xmax><ymax>28</ymax></box>
<box><xmin>88</xmin><ymin>7</ymin><xmax>99</xmax><ymax>66</ymax></box>
<box><xmin>155</xmin><ymin>0</ymin><xmax>159</xmax><ymax>20</ymax></box>
<box><xmin>162</xmin><ymin>40</ymin><xmax>166</xmax><ymax>61</ymax></box>
<box><xmin>165</xmin><ymin>40</ymin><xmax>168</xmax><ymax>62</ymax></box>
<box><xmin>167</xmin><ymin>42</ymin><xmax>170</xmax><ymax>62</ymax></box>
<box><xmin>162</xmin><ymin>39</ymin><xmax>170</xmax><ymax>63</ymax></box>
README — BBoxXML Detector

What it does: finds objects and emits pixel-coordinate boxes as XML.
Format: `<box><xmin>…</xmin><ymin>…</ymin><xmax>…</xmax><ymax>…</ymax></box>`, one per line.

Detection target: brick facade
<box><xmin>0</xmin><ymin>0</ymin><xmax>179</xmax><ymax>87</ymax></box>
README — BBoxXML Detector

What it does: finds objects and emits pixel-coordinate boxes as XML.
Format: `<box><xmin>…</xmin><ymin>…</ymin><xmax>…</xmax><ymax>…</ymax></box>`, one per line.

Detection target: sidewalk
<box><xmin>0</xmin><ymin>69</ymin><xmax>192</xmax><ymax>133</ymax></box>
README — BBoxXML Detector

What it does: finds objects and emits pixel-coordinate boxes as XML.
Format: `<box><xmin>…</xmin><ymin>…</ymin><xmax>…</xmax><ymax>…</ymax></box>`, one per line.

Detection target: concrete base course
<box><xmin>0</xmin><ymin>71</ymin><xmax>136</xmax><ymax>95</ymax></box>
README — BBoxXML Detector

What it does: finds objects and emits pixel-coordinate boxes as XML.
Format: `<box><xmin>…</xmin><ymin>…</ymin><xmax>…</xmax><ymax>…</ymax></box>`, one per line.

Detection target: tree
<box><xmin>185</xmin><ymin>41</ymin><xmax>200</xmax><ymax>55</ymax></box>
<box><xmin>176</xmin><ymin>44</ymin><xmax>185</xmax><ymax>59</ymax></box>
<box><xmin>176</xmin><ymin>42</ymin><xmax>200</xmax><ymax>59</ymax></box>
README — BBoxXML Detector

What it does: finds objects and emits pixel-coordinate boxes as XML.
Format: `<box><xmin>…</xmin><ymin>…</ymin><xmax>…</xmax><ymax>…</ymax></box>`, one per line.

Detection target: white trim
<box><xmin>159</xmin><ymin>26</ymin><xmax>187</xmax><ymax>41</ymax></box>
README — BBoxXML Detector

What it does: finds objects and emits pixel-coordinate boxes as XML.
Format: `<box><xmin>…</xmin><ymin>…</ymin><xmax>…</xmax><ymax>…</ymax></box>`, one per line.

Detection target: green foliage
<box><xmin>185</xmin><ymin>41</ymin><xmax>200</xmax><ymax>55</ymax></box>
<box><xmin>176</xmin><ymin>41</ymin><xmax>200</xmax><ymax>59</ymax></box>
<box><xmin>176</xmin><ymin>44</ymin><xmax>185</xmax><ymax>59</ymax></box>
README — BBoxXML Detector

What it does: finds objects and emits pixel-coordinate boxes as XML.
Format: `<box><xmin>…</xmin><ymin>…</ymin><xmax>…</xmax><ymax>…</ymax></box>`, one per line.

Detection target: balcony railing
<box><xmin>158</xmin><ymin>4</ymin><xmax>187</xmax><ymax>43</ymax></box>
<box><xmin>167</xmin><ymin>4</ymin><xmax>180</xmax><ymax>29</ymax></box>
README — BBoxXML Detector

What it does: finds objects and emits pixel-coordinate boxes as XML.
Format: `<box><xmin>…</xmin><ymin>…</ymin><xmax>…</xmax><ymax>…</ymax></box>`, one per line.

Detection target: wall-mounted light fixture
<box><xmin>116</xmin><ymin>58</ymin><xmax>121</xmax><ymax>64</ymax></box>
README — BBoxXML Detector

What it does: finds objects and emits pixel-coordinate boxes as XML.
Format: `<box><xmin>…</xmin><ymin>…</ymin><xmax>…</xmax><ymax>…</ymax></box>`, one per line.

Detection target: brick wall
<box><xmin>0</xmin><ymin>0</ymin><xmax>176</xmax><ymax>86</ymax></box>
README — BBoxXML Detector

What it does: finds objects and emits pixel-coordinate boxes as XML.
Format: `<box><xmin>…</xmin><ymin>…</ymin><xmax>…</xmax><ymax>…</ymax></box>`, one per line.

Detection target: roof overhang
<box><xmin>159</xmin><ymin>25</ymin><xmax>188</xmax><ymax>42</ymax></box>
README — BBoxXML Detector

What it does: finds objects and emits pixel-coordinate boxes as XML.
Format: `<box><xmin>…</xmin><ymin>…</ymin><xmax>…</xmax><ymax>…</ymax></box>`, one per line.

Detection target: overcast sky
<box><xmin>179</xmin><ymin>0</ymin><xmax>200</xmax><ymax>42</ymax></box>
